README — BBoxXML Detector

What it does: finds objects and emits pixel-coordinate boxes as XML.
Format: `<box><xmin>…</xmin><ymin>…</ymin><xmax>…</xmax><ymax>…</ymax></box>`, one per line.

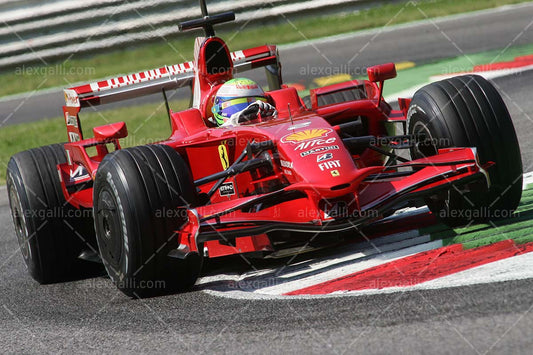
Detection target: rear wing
<box><xmin>62</xmin><ymin>45</ymin><xmax>281</xmax><ymax>142</ymax></box>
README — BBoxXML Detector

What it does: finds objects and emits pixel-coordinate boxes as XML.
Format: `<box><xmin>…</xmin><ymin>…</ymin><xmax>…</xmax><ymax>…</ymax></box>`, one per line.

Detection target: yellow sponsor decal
<box><xmin>313</xmin><ymin>73</ymin><xmax>352</xmax><ymax>87</ymax></box>
<box><xmin>218</xmin><ymin>143</ymin><xmax>229</xmax><ymax>170</ymax></box>
<box><xmin>395</xmin><ymin>61</ymin><xmax>416</xmax><ymax>71</ymax></box>
<box><xmin>282</xmin><ymin>128</ymin><xmax>332</xmax><ymax>143</ymax></box>
<box><xmin>330</xmin><ymin>170</ymin><xmax>340</xmax><ymax>177</ymax></box>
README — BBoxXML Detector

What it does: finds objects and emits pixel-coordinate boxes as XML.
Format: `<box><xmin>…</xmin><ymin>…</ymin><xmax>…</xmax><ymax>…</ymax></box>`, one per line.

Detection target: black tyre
<box><xmin>6</xmin><ymin>144</ymin><xmax>97</xmax><ymax>283</ymax></box>
<box><xmin>93</xmin><ymin>145</ymin><xmax>201</xmax><ymax>297</ymax></box>
<box><xmin>407</xmin><ymin>75</ymin><xmax>523</xmax><ymax>226</ymax></box>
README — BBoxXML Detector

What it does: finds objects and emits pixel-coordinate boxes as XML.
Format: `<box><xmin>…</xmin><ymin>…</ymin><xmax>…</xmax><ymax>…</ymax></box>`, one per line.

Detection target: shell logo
<box><xmin>282</xmin><ymin>128</ymin><xmax>332</xmax><ymax>143</ymax></box>
<box><xmin>64</xmin><ymin>89</ymin><xmax>80</xmax><ymax>107</ymax></box>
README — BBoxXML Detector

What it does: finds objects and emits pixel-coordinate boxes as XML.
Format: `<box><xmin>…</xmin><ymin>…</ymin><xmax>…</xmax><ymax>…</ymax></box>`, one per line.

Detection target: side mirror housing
<box><xmin>367</xmin><ymin>63</ymin><xmax>397</xmax><ymax>83</ymax></box>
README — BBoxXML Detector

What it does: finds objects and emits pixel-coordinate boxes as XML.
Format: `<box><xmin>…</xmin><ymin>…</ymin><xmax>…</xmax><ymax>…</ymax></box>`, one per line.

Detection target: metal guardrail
<box><xmin>2</xmin><ymin>0</ymin><xmax>128</xmax><ymax>24</ymax></box>
<box><xmin>0</xmin><ymin>0</ymin><xmax>371</xmax><ymax>70</ymax></box>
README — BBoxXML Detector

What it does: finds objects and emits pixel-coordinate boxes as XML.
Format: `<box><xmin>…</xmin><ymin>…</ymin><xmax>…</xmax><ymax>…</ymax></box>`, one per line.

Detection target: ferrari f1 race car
<box><xmin>7</xmin><ymin>1</ymin><xmax>523</xmax><ymax>297</ymax></box>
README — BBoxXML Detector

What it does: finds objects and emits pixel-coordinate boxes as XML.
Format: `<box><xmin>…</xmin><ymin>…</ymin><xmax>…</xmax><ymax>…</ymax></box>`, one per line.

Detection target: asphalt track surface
<box><xmin>2</xmin><ymin>5</ymin><xmax>533</xmax><ymax>354</ymax></box>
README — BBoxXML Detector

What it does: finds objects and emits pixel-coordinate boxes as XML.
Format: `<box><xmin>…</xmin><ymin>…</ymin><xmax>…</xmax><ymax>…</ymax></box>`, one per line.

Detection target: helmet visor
<box><xmin>215</xmin><ymin>96</ymin><xmax>267</xmax><ymax>119</ymax></box>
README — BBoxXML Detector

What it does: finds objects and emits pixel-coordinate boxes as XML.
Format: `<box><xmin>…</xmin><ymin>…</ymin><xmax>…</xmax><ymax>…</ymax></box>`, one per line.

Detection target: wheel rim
<box><xmin>412</xmin><ymin>121</ymin><xmax>438</xmax><ymax>158</ymax></box>
<box><xmin>8</xmin><ymin>180</ymin><xmax>31</xmax><ymax>261</ymax></box>
<box><xmin>96</xmin><ymin>188</ymin><xmax>123</xmax><ymax>271</ymax></box>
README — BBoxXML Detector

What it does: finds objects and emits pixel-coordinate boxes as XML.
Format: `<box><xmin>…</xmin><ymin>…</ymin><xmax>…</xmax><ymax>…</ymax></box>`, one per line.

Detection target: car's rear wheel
<box><xmin>6</xmin><ymin>144</ymin><xmax>97</xmax><ymax>283</ymax></box>
<box><xmin>93</xmin><ymin>145</ymin><xmax>201</xmax><ymax>297</ymax></box>
<box><xmin>407</xmin><ymin>75</ymin><xmax>523</xmax><ymax>226</ymax></box>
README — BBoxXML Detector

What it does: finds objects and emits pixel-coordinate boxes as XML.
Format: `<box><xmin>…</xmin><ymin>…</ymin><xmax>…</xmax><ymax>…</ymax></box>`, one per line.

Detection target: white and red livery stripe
<box><xmin>80</xmin><ymin>63</ymin><xmax>196</xmax><ymax>94</ymax></box>
<box><xmin>69</xmin><ymin>46</ymin><xmax>274</xmax><ymax>99</ymax></box>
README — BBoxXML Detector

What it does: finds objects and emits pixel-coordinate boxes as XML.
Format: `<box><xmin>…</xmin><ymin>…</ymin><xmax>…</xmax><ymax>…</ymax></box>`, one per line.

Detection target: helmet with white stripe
<box><xmin>211</xmin><ymin>78</ymin><xmax>267</xmax><ymax>126</ymax></box>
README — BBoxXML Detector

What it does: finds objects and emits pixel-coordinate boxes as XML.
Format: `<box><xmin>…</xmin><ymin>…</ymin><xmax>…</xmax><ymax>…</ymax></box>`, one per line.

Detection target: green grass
<box><xmin>0</xmin><ymin>99</ymin><xmax>188</xmax><ymax>185</ymax></box>
<box><xmin>1</xmin><ymin>0</ymin><xmax>531</xmax><ymax>97</ymax></box>
<box><xmin>424</xmin><ymin>191</ymin><xmax>533</xmax><ymax>248</ymax></box>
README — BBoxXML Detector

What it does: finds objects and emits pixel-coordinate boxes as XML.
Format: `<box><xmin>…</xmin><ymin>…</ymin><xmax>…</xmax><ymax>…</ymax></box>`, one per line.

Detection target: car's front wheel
<box><xmin>407</xmin><ymin>75</ymin><xmax>523</xmax><ymax>226</ymax></box>
<box><xmin>93</xmin><ymin>145</ymin><xmax>202</xmax><ymax>297</ymax></box>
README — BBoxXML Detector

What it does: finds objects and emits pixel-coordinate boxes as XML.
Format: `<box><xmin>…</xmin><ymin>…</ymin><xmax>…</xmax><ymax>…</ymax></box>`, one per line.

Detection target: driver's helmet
<box><xmin>211</xmin><ymin>78</ymin><xmax>267</xmax><ymax>126</ymax></box>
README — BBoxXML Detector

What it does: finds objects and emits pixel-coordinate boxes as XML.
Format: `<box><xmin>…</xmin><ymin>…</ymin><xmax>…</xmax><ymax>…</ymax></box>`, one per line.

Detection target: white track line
<box><xmin>336</xmin><ymin>250</ymin><xmax>533</xmax><ymax>297</ymax></box>
<box><xmin>524</xmin><ymin>171</ymin><xmax>533</xmax><ymax>190</ymax></box>
<box><xmin>385</xmin><ymin>64</ymin><xmax>533</xmax><ymax>102</ymax></box>
<box><xmin>280</xmin><ymin>2</ymin><xmax>533</xmax><ymax>50</ymax></box>
<box><xmin>198</xmin><ymin>238</ymin><xmax>442</xmax><ymax>296</ymax></box>
<box><xmin>249</xmin><ymin>239</ymin><xmax>441</xmax><ymax>295</ymax></box>
<box><xmin>202</xmin><ymin>251</ymin><xmax>533</xmax><ymax>300</ymax></box>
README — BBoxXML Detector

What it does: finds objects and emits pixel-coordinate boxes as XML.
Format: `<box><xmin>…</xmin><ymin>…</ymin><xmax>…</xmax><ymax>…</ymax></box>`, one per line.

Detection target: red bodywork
<box><xmin>57</xmin><ymin>35</ymin><xmax>489</xmax><ymax>259</ymax></box>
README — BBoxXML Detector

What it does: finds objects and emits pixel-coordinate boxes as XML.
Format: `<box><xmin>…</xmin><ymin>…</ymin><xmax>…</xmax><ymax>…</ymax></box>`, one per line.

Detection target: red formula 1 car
<box><xmin>7</xmin><ymin>2</ymin><xmax>523</xmax><ymax>297</ymax></box>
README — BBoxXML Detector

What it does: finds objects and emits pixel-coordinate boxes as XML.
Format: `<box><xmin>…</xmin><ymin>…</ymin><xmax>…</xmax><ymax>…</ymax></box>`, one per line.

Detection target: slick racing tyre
<box><xmin>407</xmin><ymin>75</ymin><xmax>523</xmax><ymax>226</ymax></box>
<box><xmin>93</xmin><ymin>145</ymin><xmax>201</xmax><ymax>298</ymax></box>
<box><xmin>6</xmin><ymin>144</ymin><xmax>96</xmax><ymax>283</ymax></box>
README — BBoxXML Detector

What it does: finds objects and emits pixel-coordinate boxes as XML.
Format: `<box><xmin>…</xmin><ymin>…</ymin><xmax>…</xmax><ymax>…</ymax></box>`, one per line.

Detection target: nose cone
<box><xmin>278</xmin><ymin>126</ymin><xmax>357</xmax><ymax>191</ymax></box>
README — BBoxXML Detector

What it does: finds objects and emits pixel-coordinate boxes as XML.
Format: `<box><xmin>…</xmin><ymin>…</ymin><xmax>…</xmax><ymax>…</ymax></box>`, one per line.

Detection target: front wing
<box><xmin>172</xmin><ymin>147</ymin><xmax>488</xmax><ymax>257</ymax></box>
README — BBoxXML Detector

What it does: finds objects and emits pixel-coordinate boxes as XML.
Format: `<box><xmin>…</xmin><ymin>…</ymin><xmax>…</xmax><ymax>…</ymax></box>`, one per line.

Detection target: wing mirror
<box><xmin>367</xmin><ymin>63</ymin><xmax>397</xmax><ymax>83</ymax></box>
<box><xmin>367</xmin><ymin>63</ymin><xmax>397</xmax><ymax>103</ymax></box>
